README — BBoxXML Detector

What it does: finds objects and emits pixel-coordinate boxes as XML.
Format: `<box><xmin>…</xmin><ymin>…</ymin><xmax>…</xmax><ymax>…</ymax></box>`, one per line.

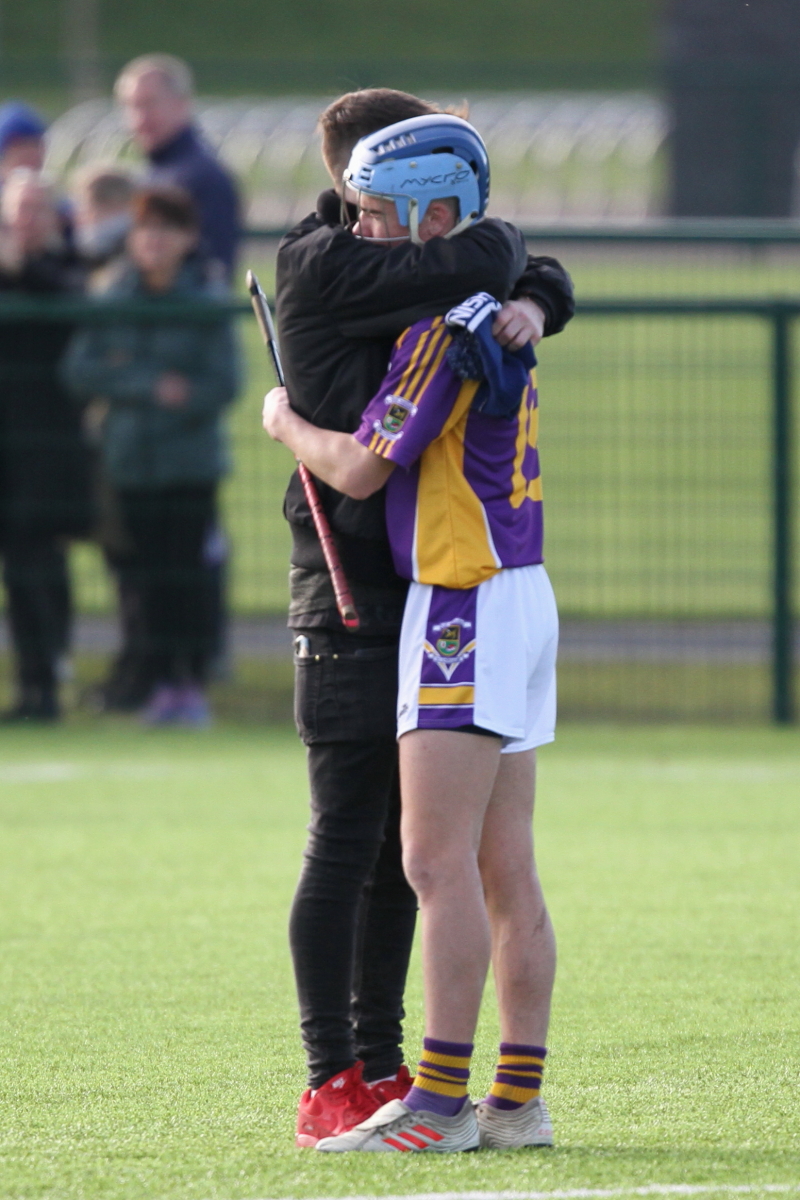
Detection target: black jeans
<box><xmin>290</xmin><ymin>627</ymin><xmax>418</xmax><ymax>1089</ymax></box>
<box><xmin>118</xmin><ymin>485</ymin><xmax>217</xmax><ymax>686</ymax></box>
<box><xmin>2</xmin><ymin>536</ymin><xmax>70</xmax><ymax>698</ymax></box>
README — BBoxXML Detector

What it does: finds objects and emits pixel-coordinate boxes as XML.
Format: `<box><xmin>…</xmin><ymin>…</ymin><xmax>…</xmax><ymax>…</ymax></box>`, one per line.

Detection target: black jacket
<box><xmin>276</xmin><ymin>191</ymin><xmax>575</xmax><ymax>632</ymax></box>
<box><xmin>0</xmin><ymin>250</ymin><xmax>92</xmax><ymax>545</ymax></box>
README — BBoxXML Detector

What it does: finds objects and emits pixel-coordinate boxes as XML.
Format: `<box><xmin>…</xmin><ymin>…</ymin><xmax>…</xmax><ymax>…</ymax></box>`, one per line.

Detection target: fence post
<box><xmin>771</xmin><ymin>305</ymin><xmax>795</xmax><ymax>723</ymax></box>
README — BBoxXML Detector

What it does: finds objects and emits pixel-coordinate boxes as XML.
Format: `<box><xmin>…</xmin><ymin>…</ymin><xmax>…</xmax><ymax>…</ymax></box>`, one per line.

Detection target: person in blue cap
<box><xmin>0</xmin><ymin>103</ymin><xmax>47</xmax><ymax>185</ymax></box>
<box><xmin>0</xmin><ymin>169</ymin><xmax>90</xmax><ymax>722</ymax></box>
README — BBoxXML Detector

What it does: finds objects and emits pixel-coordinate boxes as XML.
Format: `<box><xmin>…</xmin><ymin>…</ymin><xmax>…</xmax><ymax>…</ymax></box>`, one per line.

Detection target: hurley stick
<box><xmin>247</xmin><ymin>270</ymin><xmax>360</xmax><ymax>630</ymax></box>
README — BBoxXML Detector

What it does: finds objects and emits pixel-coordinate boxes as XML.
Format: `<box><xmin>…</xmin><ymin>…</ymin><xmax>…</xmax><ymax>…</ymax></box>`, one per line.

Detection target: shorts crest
<box><xmin>436</xmin><ymin>623</ymin><xmax>461</xmax><ymax>657</ymax></box>
<box><xmin>424</xmin><ymin>617</ymin><xmax>475</xmax><ymax>680</ymax></box>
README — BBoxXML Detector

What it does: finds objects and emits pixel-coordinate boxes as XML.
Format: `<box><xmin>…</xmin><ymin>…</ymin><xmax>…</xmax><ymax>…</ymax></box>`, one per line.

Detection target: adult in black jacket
<box><xmin>273</xmin><ymin>90</ymin><xmax>574</xmax><ymax>1143</ymax></box>
<box><xmin>0</xmin><ymin>171</ymin><xmax>90</xmax><ymax>720</ymax></box>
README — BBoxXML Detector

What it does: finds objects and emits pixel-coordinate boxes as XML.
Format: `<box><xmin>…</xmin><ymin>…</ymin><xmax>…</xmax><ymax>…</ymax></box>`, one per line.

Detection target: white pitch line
<box><xmin>252</xmin><ymin>1187</ymin><xmax>800</xmax><ymax>1200</ymax></box>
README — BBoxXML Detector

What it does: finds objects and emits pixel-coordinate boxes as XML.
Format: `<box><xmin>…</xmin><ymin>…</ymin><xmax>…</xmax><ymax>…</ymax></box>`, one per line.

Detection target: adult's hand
<box><xmin>262</xmin><ymin>386</ymin><xmax>291</xmax><ymax>440</ymax></box>
<box><xmin>154</xmin><ymin>372</ymin><xmax>190</xmax><ymax>407</ymax></box>
<box><xmin>493</xmin><ymin>297</ymin><xmax>546</xmax><ymax>350</ymax></box>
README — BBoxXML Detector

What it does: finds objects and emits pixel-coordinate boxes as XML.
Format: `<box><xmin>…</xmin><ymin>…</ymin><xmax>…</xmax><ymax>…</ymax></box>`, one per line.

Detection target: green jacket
<box><xmin>63</xmin><ymin>259</ymin><xmax>241</xmax><ymax>490</ymax></box>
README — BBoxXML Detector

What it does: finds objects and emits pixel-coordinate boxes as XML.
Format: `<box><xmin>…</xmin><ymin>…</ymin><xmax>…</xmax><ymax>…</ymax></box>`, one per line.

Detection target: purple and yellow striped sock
<box><xmin>484</xmin><ymin>1042</ymin><xmax>546</xmax><ymax>1110</ymax></box>
<box><xmin>404</xmin><ymin>1037</ymin><xmax>473</xmax><ymax>1117</ymax></box>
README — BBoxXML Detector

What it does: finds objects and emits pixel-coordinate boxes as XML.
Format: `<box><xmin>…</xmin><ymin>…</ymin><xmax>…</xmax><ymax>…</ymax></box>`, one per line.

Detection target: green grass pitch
<box><xmin>1</xmin><ymin>719</ymin><xmax>799</xmax><ymax>1199</ymax></box>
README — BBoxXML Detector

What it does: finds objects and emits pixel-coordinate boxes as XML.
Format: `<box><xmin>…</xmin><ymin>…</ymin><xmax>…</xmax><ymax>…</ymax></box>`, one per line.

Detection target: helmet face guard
<box><xmin>343</xmin><ymin>114</ymin><xmax>489</xmax><ymax>246</ymax></box>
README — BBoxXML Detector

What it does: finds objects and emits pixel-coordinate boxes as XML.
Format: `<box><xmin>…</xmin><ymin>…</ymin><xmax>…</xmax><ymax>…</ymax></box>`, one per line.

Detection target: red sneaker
<box><xmin>366</xmin><ymin>1063</ymin><xmax>413</xmax><ymax>1106</ymax></box>
<box><xmin>295</xmin><ymin>1061</ymin><xmax>380</xmax><ymax>1148</ymax></box>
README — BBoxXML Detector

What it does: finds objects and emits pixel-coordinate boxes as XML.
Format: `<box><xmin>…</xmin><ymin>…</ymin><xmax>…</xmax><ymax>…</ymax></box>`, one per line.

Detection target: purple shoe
<box><xmin>173</xmin><ymin>685</ymin><xmax>212</xmax><ymax>728</ymax></box>
<box><xmin>140</xmin><ymin>684</ymin><xmax>182</xmax><ymax>725</ymax></box>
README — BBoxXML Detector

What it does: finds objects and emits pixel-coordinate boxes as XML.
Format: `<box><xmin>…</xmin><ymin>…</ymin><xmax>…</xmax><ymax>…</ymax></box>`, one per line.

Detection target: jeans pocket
<box><xmin>295</xmin><ymin>645</ymin><xmax>398</xmax><ymax>743</ymax></box>
<box><xmin>294</xmin><ymin>655</ymin><xmax>322</xmax><ymax>743</ymax></box>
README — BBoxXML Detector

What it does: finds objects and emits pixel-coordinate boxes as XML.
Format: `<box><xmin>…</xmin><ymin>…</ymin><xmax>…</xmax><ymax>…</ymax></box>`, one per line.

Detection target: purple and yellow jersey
<box><xmin>353</xmin><ymin>315</ymin><xmax>543</xmax><ymax>589</ymax></box>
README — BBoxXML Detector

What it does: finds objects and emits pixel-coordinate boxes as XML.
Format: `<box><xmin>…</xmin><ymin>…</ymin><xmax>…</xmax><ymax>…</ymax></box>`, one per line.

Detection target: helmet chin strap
<box><xmin>444</xmin><ymin>211</ymin><xmax>481</xmax><ymax>238</ymax></box>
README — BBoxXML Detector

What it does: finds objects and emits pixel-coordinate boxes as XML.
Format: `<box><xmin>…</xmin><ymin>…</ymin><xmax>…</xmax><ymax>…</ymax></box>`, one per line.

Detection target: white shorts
<box><xmin>397</xmin><ymin>563</ymin><xmax>559</xmax><ymax>753</ymax></box>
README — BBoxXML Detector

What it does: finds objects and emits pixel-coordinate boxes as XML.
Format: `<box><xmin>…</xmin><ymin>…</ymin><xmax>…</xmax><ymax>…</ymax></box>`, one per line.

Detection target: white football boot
<box><xmin>316</xmin><ymin>1097</ymin><xmax>479</xmax><ymax>1152</ymax></box>
<box><xmin>475</xmin><ymin>1095</ymin><xmax>554</xmax><ymax>1149</ymax></box>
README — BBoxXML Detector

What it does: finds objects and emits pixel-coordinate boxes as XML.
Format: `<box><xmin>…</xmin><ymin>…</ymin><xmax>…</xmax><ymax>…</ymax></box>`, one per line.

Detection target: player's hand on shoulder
<box><xmin>493</xmin><ymin>298</ymin><xmax>545</xmax><ymax>350</ymax></box>
<box><xmin>262</xmin><ymin>386</ymin><xmax>291</xmax><ymax>440</ymax></box>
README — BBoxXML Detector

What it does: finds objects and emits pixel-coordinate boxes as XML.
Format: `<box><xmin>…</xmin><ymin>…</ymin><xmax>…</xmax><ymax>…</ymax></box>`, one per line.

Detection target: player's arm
<box><xmin>263</xmin><ymin>387</ymin><xmax>393</xmax><ymax>500</ymax></box>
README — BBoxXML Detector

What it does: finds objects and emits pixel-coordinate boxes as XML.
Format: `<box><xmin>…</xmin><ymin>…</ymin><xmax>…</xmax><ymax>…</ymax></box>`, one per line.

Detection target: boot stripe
<box><xmin>397</xmin><ymin>1132</ymin><xmax>428</xmax><ymax>1148</ymax></box>
<box><xmin>413</xmin><ymin>1123</ymin><xmax>444</xmax><ymax>1141</ymax></box>
<box><xmin>383</xmin><ymin>1136</ymin><xmax>411</xmax><ymax>1151</ymax></box>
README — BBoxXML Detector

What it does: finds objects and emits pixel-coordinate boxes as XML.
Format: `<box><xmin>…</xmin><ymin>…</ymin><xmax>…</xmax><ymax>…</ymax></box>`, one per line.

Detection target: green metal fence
<box><xmin>0</xmin><ymin>240</ymin><xmax>797</xmax><ymax>724</ymax></box>
<box><xmin>560</xmin><ymin>297</ymin><xmax>795</xmax><ymax>725</ymax></box>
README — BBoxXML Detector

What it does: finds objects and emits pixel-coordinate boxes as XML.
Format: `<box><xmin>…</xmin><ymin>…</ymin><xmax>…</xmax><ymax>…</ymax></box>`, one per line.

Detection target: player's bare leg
<box><xmin>475</xmin><ymin>746</ymin><xmax>556</xmax><ymax>1148</ymax></box>
<box><xmin>316</xmin><ymin>729</ymin><xmax>498</xmax><ymax>1151</ymax></box>
<box><xmin>478</xmin><ymin>748</ymin><xmax>556</xmax><ymax>1047</ymax></box>
<box><xmin>399</xmin><ymin>728</ymin><xmax>502</xmax><ymax>1042</ymax></box>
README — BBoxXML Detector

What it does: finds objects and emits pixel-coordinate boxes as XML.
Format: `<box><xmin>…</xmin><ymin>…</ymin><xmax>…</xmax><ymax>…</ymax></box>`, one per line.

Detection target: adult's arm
<box><xmin>0</xmin><ymin>249</ymin><xmax>83</xmax><ymax>295</ymax></box>
<box><xmin>510</xmin><ymin>254</ymin><xmax>575</xmax><ymax>336</ymax></box>
<box><xmin>175</xmin><ymin>157</ymin><xmax>240</xmax><ymax>280</ymax></box>
<box><xmin>179</xmin><ymin>320</ymin><xmax>242</xmax><ymax>416</ymax></box>
<box><xmin>61</xmin><ymin>328</ymin><xmax>160</xmax><ymax>404</ymax></box>
<box><xmin>318</xmin><ymin>217</ymin><xmax>529</xmax><ymax>329</ymax></box>
<box><xmin>64</xmin><ymin>319</ymin><xmax>240</xmax><ymax>414</ymax></box>
<box><xmin>195</xmin><ymin>167</ymin><xmax>240</xmax><ymax>279</ymax></box>
<box><xmin>296</xmin><ymin>191</ymin><xmax>574</xmax><ymax>339</ymax></box>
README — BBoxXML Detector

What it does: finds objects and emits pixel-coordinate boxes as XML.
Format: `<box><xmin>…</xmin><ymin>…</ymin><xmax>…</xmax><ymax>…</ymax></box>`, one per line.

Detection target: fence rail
<box><xmin>0</xmin><ymin>290</ymin><xmax>796</xmax><ymax>723</ymax></box>
<box><xmin>243</xmin><ymin>220</ymin><xmax>800</xmax><ymax>244</ymax></box>
<box><xmin>576</xmin><ymin>298</ymin><xmax>796</xmax><ymax>724</ymax></box>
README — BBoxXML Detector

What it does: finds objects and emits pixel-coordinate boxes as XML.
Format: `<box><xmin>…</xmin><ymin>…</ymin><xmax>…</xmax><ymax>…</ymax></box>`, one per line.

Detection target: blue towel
<box><xmin>445</xmin><ymin>292</ymin><xmax>536</xmax><ymax>420</ymax></box>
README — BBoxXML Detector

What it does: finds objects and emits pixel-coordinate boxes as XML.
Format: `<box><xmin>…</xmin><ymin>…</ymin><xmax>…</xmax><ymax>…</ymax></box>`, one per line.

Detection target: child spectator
<box><xmin>73</xmin><ymin>165</ymin><xmax>136</xmax><ymax>274</ymax></box>
<box><xmin>63</xmin><ymin>186</ymin><xmax>240</xmax><ymax>726</ymax></box>
<box><xmin>71</xmin><ymin>165</ymin><xmax>151</xmax><ymax>712</ymax></box>
<box><xmin>0</xmin><ymin>169</ymin><xmax>90</xmax><ymax>721</ymax></box>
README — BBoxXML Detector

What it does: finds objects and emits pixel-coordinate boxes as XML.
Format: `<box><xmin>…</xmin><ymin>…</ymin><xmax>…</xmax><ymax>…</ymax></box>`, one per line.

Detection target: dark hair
<box><xmin>318</xmin><ymin>88</ymin><xmax>440</xmax><ymax>174</ymax></box>
<box><xmin>132</xmin><ymin>185</ymin><xmax>199</xmax><ymax>231</ymax></box>
<box><xmin>77</xmin><ymin>166</ymin><xmax>135</xmax><ymax>209</ymax></box>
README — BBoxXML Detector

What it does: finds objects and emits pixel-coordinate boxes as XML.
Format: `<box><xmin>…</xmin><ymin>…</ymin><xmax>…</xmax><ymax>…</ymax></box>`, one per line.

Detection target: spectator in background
<box><xmin>115</xmin><ymin>54</ymin><xmax>240</xmax><ymax>280</ymax></box>
<box><xmin>72</xmin><ymin>165</ymin><xmax>154</xmax><ymax>712</ymax></box>
<box><xmin>63</xmin><ymin>186</ymin><xmax>240</xmax><ymax>727</ymax></box>
<box><xmin>0</xmin><ymin>103</ymin><xmax>46</xmax><ymax>182</ymax></box>
<box><xmin>115</xmin><ymin>52</ymin><xmax>241</xmax><ymax>682</ymax></box>
<box><xmin>73</xmin><ymin>165</ymin><xmax>136</xmax><ymax>276</ymax></box>
<box><xmin>0</xmin><ymin>170</ymin><xmax>90</xmax><ymax>721</ymax></box>
<box><xmin>0</xmin><ymin>103</ymin><xmax>76</xmax><ymax>246</ymax></box>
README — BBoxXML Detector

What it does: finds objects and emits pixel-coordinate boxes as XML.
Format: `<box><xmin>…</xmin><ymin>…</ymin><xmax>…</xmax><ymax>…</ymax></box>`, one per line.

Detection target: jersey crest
<box><xmin>373</xmin><ymin>394</ymin><xmax>416</xmax><ymax>442</ymax></box>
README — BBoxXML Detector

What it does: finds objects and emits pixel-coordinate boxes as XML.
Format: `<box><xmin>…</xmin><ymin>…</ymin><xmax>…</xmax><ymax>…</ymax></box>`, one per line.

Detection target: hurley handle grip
<box><xmin>247</xmin><ymin>270</ymin><xmax>360</xmax><ymax>630</ymax></box>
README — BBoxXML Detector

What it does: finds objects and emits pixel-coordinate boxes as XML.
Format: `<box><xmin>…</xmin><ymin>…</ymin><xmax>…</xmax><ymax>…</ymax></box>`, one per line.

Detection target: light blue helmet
<box><xmin>344</xmin><ymin>113</ymin><xmax>490</xmax><ymax>244</ymax></box>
